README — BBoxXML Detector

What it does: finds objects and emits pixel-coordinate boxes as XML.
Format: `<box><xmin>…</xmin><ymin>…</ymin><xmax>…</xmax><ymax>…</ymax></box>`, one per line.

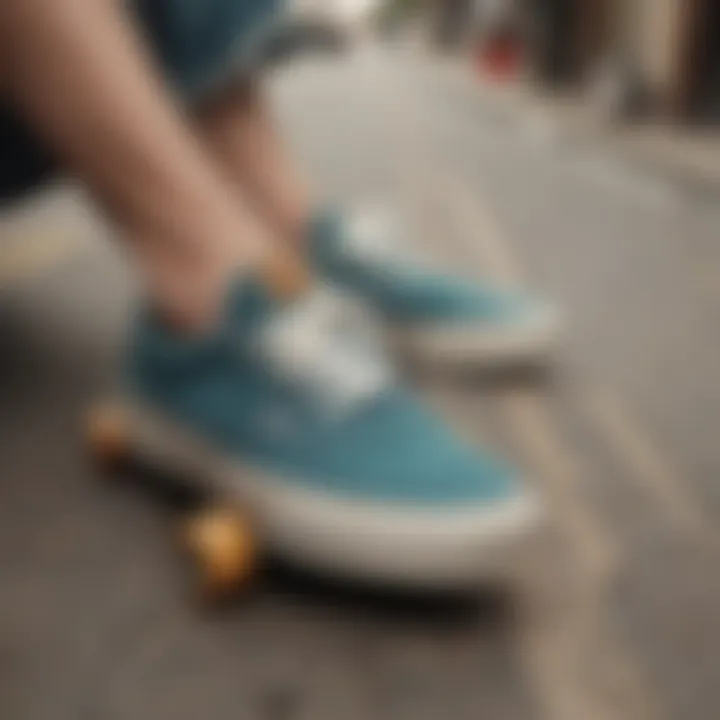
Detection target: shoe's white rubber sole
<box><xmin>395</xmin><ymin>305</ymin><xmax>562</xmax><ymax>368</ymax></box>
<box><xmin>122</xmin><ymin>400</ymin><xmax>544</xmax><ymax>589</ymax></box>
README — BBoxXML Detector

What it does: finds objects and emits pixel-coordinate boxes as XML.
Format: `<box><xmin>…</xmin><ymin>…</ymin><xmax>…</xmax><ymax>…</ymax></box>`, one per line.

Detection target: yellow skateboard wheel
<box><xmin>182</xmin><ymin>506</ymin><xmax>257</xmax><ymax>603</ymax></box>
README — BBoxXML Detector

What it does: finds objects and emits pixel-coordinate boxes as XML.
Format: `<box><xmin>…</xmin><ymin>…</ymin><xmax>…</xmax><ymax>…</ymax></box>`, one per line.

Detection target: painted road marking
<box><xmin>439</xmin><ymin>172</ymin><xmax>663</xmax><ymax>720</ymax></box>
<box><xmin>582</xmin><ymin>387</ymin><xmax>718</xmax><ymax>548</ymax></box>
<box><xmin>440</xmin><ymin>163</ymin><xmax>663</xmax><ymax>720</ymax></box>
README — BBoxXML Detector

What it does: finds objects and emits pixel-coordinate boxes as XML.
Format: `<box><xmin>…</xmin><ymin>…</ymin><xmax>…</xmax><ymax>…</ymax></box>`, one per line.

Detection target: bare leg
<box><xmin>0</xmin><ymin>0</ymin><xmax>304</xmax><ymax>329</ymax></box>
<box><xmin>197</xmin><ymin>83</ymin><xmax>315</xmax><ymax>244</ymax></box>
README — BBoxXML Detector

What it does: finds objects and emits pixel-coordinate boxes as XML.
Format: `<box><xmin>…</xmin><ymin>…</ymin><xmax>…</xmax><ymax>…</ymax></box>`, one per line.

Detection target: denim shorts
<box><xmin>0</xmin><ymin>0</ymin><xmax>284</xmax><ymax>200</ymax></box>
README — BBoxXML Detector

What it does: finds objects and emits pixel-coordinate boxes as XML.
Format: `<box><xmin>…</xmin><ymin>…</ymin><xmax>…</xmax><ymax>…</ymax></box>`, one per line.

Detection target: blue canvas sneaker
<box><xmin>309</xmin><ymin>209</ymin><xmax>561</xmax><ymax>366</ymax></box>
<box><xmin>123</xmin><ymin>278</ymin><xmax>541</xmax><ymax>586</ymax></box>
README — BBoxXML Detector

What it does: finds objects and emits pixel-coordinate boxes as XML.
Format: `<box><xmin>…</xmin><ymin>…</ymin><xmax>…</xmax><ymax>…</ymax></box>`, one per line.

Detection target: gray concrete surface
<box><xmin>2</xmin><ymin>43</ymin><xmax>720</xmax><ymax>720</ymax></box>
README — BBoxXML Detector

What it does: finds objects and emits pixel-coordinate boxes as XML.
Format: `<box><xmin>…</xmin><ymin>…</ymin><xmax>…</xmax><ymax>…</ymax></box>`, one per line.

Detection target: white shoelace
<box><xmin>256</xmin><ymin>286</ymin><xmax>392</xmax><ymax>415</ymax></box>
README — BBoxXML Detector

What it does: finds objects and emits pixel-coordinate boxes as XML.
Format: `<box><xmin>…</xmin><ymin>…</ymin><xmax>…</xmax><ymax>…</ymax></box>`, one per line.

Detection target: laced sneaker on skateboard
<box><xmin>114</xmin><ymin>278</ymin><xmax>541</xmax><ymax>588</ymax></box>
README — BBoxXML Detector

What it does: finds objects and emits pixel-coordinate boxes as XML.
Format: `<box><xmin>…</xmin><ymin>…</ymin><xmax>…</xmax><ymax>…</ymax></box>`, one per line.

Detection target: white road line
<box><xmin>582</xmin><ymin>387</ymin><xmax>719</xmax><ymax>549</ymax></box>
<box><xmin>439</xmin><ymin>161</ymin><xmax>663</xmax><ymax>720</ymax></box>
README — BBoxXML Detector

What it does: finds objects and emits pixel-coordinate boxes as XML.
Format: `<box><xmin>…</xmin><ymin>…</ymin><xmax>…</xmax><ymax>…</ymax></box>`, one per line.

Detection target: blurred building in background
<box><xmin>527</xmin><ymin>0</ymin><xmax>720</xmax><ymax>122</ymax></box>
<box><xmin>422</xmin><ymin>0</ymin><xmax>720</xmax><ymax>124</ymax></box>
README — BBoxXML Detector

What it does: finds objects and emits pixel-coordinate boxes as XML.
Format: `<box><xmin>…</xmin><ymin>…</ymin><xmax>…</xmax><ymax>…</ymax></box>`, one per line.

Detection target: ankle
<box><xmin>146</xmin><ymin>242</ymin><xmax>313</xmax><ymax>334</ymax></box>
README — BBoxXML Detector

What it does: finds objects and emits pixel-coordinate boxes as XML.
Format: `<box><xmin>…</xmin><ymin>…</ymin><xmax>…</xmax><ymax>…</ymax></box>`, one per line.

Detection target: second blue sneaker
<box><xmin>309</xmin><ymin>209</ymin><xmax>561</xmax><ymax>366</ymax></box>
<box><xmin>124</xmin><ymin>278</ymin><xmax>541</xmax><ymax>587</ymax></box>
